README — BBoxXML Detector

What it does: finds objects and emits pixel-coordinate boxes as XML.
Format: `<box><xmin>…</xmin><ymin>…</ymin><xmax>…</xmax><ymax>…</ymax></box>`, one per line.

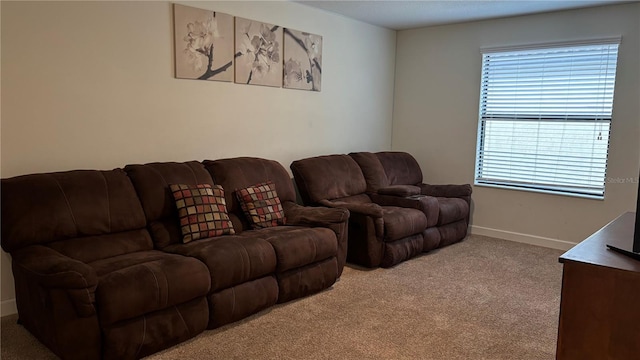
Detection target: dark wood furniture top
<box><xmin>559</xmin><ymin>212</ymin><xmax>640</xmax><ymax>272</ymax></box>
<box><xmin>556</xmin><ymin>212</ymin><xmax>640</xmax><ymax>360</ymax></box>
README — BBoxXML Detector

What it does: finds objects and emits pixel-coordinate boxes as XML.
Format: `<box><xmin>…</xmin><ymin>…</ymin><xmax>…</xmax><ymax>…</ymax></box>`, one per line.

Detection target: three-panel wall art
<box><xmin>174</xmin><ymin>4</ymin><xmax>322</xmax><ymax>91</ymax></box>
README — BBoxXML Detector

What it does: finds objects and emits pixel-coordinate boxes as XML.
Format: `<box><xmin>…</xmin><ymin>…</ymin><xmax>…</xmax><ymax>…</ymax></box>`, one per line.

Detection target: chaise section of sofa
<box><xmin>1</xmin><ymin>169</ymin><xmax>211</xmax><ymax>360</ymax></box>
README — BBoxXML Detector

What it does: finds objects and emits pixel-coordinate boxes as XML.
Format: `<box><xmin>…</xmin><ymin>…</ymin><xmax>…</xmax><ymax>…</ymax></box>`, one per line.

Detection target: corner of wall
<box><xmin>389</xmin><ymin>29</ymin><xmax>399</xmax><ymax>151</ymax></box>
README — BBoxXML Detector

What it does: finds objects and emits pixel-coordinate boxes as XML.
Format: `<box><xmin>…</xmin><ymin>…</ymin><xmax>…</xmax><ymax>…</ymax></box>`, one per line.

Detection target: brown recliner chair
<box><xmin>350</xmin><ymin>151</ymin><xmax>471</xmax><ymax>250</ymax></box>
<box><xmin>291</xmin><ymin>154</ymin><xmax>428</xmax><ymax>268</ymax></box>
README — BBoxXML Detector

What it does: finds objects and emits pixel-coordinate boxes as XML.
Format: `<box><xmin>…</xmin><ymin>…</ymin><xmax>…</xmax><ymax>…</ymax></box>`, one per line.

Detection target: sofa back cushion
<box><xmin>1</xmin><ymin>169</ymin><xmax>149</xmax><ymax>254</ymax></box>
<box><xmin>291</xmin><ymin>155</ymin><xmax>367</xmax><ymax>205</ymax></box>
<box><xmin>376</xmin><ymin>152</ymin><xmax>423</xmax><ymax>186</ymax></box>
<box><xmin>349</xmin><ymin>152</ymin><xmax>390</xmax><ymax>192</ymax></box>
<box><xmin>125</xmin><ymin>161</ymin><xmax>214</xmax><ymax>248</ymax></box>
<box><xmin>203</xmin><ymin>157</ymin><xmax>295</xmax><ymax>230</ymax></box>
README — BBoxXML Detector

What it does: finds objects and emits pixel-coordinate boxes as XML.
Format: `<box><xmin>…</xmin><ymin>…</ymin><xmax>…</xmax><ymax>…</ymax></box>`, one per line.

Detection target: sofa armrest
<box><xmin>420</xmin><ymin>184</ymin><xmax>472</xmax><ymax>199</ymax></box>
<box><xmin>318</xmin><ymin>199</ymin><xmax>383</xmax><ymax>218</ymax></box>
<box><xmin>283</xmin><ymin>202</ymin><xmax>350</xmax><ymax>227</ymax></box>
<box><xmin>377</xmin><ymin>185</ymin><xmax>421</xmax><ymax>197</ymax></box>
<box><xmin>12</xmin><ymin>245</ymin><xmax>98</xmax><ymax>289</ymax></box>
<box><xmin>12</xmin><ymin>245</ymin><xmax>98</xmax><ymax>317</ymax></box>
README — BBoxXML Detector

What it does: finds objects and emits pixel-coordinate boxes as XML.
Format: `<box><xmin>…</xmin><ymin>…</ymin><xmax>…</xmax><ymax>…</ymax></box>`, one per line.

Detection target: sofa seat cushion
<box><xmin>164</xmin><ymin>235</ymin><xmax>277</xmax><ymax>292</ymax></box>
<box><xmin>382</xmin><ymin>207</ymin><xmax>427</xmax><ymax>241</ymax></box>
<box><xmin>243</xmin><ymin>226</ymin><xmax>337</xmax><ymax>272</ymax></box>
<box><xmin>436</xmin><ymin>197</ymin><xmax>469</xmax><ymax>226</ymax></box>
<box><xmin>90</xmin><ymin>250</ymin><xmax>167</xmax><ymax>276</ymax></box>
<box><xmin>91</xmin><ymin>251</ymin><xmax>210</xmax><ymax>325</ymax></box>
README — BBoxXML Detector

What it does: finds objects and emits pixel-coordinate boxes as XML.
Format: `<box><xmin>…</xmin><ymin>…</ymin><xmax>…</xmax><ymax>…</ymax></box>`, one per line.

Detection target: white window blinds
<box><xmin>475</xmin><ymin>40</ymin><xmax>620</xmax><ymax>198</ymax></box>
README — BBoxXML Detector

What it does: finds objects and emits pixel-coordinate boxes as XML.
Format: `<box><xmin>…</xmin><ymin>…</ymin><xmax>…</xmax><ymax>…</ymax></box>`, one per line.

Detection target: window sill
<box><xmin>474</xmin><ymin>181</ymin><xmax>605</xmax><ymax>200</ymax></box>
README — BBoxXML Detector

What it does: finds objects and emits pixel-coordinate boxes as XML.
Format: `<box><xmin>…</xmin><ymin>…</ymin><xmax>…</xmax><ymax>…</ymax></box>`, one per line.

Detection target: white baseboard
<box><xmin>1</xmin><ymin>299</ymin><xmax>17</xmax><ymax>317</ymax></box>
<box><xmin>470</xmin><ymin>225</ymin><xmax>577</xmax><ymax>251</ymax></box>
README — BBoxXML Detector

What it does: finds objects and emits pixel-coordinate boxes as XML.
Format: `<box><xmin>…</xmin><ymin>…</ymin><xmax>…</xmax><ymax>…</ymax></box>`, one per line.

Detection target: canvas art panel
<box><xmin>174</xmin><ymin>4</ymin><xmax>234</xmax><ymax>82</ymax></box>
<box><xmin>283</xmin><ymin>28</ymin><xmax>322</xmax><ymax>91</ymax></box>
<box><xmin>235</xmin><ymin>17</ymin><xmax>283</xmax><ymax>87</ymax></box>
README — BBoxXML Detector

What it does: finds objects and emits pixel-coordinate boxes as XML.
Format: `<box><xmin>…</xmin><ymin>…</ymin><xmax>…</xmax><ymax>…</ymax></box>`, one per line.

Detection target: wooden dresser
<box><xmin>556</xmin><ymin>212</ymin><xmax>640</xmax><ymax>359</ymax></box>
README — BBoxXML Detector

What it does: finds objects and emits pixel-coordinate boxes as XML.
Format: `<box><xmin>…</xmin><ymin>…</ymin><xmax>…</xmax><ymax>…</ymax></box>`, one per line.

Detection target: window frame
<box><xmin>474</xmin><ymin>38</ymin><xmax>621</xmax><ymax>200</ymax></box>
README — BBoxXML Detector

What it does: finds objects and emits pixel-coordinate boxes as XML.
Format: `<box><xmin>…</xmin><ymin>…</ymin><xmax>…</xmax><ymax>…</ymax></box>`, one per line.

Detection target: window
<box><xmin>475</xmin><ymin>39</ymin><xmax>620</xmax><ymax>199</ymax></box>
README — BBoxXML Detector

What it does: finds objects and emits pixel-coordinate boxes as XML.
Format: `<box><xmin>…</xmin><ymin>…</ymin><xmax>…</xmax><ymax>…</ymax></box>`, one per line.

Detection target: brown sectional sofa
<box><xmin>2</xmin><ymin>152</ymin><xmax>469</xmax><ymax>359</ymax></box>
<box><xmin>1</xmin><ymin>157</ymin><xmax>348</xmax><ymax>360</ymax></box>
<box><xmin>291</xmin><ymin>152</ymin><xmax>472</xmax><ymax>268</ymax></box>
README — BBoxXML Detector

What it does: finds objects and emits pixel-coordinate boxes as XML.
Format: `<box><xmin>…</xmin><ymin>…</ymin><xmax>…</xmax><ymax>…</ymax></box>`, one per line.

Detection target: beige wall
<box><xmin>392</xmin><ymin>3</ymin><xmax>640</xmax><ymax>245</ymax></box>
<box><xmin>0</xmin><ymin>1</ymin><xmax>397</xmax><ymax>309</ymax></box>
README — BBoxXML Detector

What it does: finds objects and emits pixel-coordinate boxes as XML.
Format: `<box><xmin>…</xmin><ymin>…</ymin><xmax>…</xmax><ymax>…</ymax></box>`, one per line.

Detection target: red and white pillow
<box><xmin>236</xmin><ymin>181</ymin><xmax>286</xmax><ymax>228</ymax></box>
<box><xmin>170</xmin><ymin>183</ymin><xmax>235</xmax><ymax>243</ymax></box>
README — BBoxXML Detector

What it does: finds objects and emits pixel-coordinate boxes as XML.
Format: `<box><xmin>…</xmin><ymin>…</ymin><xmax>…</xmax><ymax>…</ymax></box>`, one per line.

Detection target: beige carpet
<box><xmin>1</xmin><ymin>235</ymin><xmax>564</xmax><ymax>359</ymax></box>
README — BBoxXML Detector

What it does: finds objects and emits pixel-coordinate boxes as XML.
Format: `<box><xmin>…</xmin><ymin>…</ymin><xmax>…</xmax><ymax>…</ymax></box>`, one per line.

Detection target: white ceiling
<box><xmin>295</xmin><ymin>0</ymin><xmax>632</xmax><ymax>30</ymax></box>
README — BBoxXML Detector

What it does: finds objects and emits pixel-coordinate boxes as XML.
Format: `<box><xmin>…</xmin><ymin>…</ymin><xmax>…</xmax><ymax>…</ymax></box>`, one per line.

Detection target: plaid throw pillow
<box><xmin>236</xmin><ymin>181</ymin><xmax>286</xmax><ymax>229</ymax></box>
<box><xmin>170</xmin><ymin>183</ymin><xmax>235</xmax><ymax>243</ymax></box>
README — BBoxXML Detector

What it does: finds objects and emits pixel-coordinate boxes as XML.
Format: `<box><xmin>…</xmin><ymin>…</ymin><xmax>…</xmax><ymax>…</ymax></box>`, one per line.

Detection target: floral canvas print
<box><xmin>174</xmin><ymin>4</ymin><xmax>234</xmax><ymax>81</ymax></box>
<box><xmin>235</xmin><ymin>17</ymin><xmax>283</xmax><ymax>87</ymax></box>
<box><xmin>283</xmin><ymin>28</ymin><xmax>322</xmax><ymax>91</ymax></box>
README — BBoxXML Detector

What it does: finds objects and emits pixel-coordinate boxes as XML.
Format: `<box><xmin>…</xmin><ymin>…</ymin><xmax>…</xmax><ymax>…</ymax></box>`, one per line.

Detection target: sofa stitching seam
<box><xmin>135</xmin><ymin>316</ymin><xmax>147</xmax><ymax>357</ymax></box>
<box><xmin>50</xmin><ymin>175</ymin><xmax>79</xmax><ymax>237</ymax></box>
<box><xmin>141</xmin><ymin>264</ymin><xmax>163</xmax><ymax>308</ymax></box>
<box><xmin>174</xmin><ymin>305</ymin><xmax>190</xmax><ymax>337</ymax></box>
<box><xmin>311</xmin><ymin>231</ymin><xmax>318</xmax><ymax>264</ymax></box>
<box><xmin>186</xmin><ymin>163</ymin><xmax>199</xmax><ymax>184</ymax></box>
<box><xmin>81</xmin><ymin>285</ymin><xmax>92</xmax><ymax>313</ymax></box>
<box><xmin>148</xmin><ymin>166</ymin><xmax>170</xmax><ymax>188</ymax></box>
<box><xmin>230</xmin><ymin>286</ymin><xmax>236</xmax><ymax>320</ymax></box>
<box><xmin>100</xmin><ymin>172</ymin><xmax>112</xmax><ymax>233</ymax></box>
<box><xmin>239</xmin><ymin>241</ymin><xmax>251</xmax><ymax>283</ymax></box>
